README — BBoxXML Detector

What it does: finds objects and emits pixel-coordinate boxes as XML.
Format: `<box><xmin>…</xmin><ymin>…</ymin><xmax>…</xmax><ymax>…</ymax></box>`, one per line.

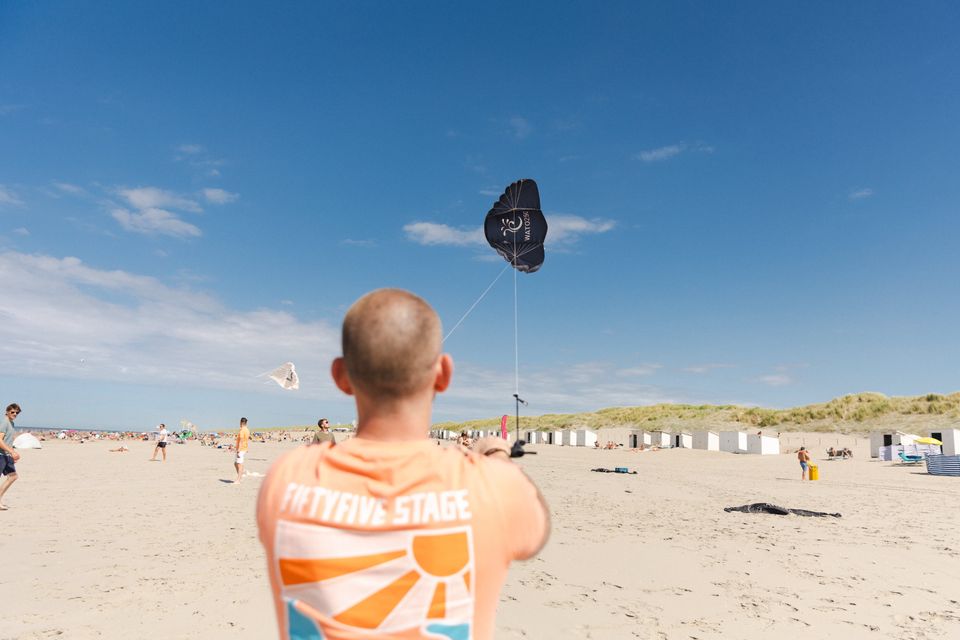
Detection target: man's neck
<box><xmin>352</xmin><ymin>393</ymin><xmax>432</xmax><ymax>442</ymax></box>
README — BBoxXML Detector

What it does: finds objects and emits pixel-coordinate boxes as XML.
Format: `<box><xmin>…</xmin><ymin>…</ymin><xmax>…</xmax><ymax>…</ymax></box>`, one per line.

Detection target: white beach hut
<box><xmin>719</xmin><ymin>431</ymin><xmax>748</xmax><ymax>453</ymax></box>
<box><xmin>572</xmin><ymin>429</ymin><xmax>598</xmax><ymax>447</ymax></box>
<box><xmin>649</xmin><ymin>431</ymin><xmax>672</xmax><ymax>448</ymax></box>
<box><xmin>869</xmin><ymin>431</ymin><xmax>923</xmax><ymax>458</ymax></box>
<box><xmin>692</xmin><ymin>431</ymin><xmax>720</xmax><ymax>451</ymax></box>
<box><xmin>747</xmin><ymin>434</ymin><xmax>780</xmax><ymax>455</ymax></box>
<box><xmin>545</xmin><ymin>430</ymin><xmax>563</xmax><ymax>445</ymax></box>
<box><xmin>927</xmin><ymin>429</ymin><xmax>960</xmax><ymax>457</ymax></box>
<box><xmin>561</xmin><ymin>430</ymin><xmax>577</xmax><ymax>446</ymax></box>
<box><xmin>672</xmin><ymin>432</ymin><xmax>693</xmax><ymax>449</ymax></box>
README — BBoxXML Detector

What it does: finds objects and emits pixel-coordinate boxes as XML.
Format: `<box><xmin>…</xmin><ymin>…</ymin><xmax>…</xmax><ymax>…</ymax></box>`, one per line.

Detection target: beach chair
<box><xmin>898</xmin><ymin>451</ymin><xmax>923</xmax><ymax>465</ymax></box>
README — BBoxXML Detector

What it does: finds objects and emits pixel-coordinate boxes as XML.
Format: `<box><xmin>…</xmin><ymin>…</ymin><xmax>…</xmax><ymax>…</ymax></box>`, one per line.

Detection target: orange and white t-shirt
<box><xmin>256</xmin><ymin>437</ymin><xmax>548</xmax><ymax>640</ymax></box>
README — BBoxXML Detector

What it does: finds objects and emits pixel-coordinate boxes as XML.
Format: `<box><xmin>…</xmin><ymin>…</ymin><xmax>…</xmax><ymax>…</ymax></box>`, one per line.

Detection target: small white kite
<box><xmin>266</xmin><ymin>361</ymin><xmax>300</xmax><ymax>390</ymax></box>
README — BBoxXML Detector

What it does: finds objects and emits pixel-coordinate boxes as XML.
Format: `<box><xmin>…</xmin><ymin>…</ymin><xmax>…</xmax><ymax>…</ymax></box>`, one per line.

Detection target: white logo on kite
<box><xmin>500</xmin><ymin>217</ymin><xmax>523</xmax><ymax>236</ymax></box>
<box><xmin>266</xmin><ymin>362</ymin><xmax>300</xmax><ymax>391</ymax></box>
<box><xmin>501</xmin><ymin>212</ymin><xmax>532</xmax><ymax>241</ymax></box>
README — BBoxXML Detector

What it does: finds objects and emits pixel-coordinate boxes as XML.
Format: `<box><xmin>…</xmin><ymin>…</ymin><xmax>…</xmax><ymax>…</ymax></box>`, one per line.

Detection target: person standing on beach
<box><xmin>235</xmin><ymin>417</ymin><xmax>250</xmax><ymax>483</ymax></box>
<box><xmin>798</xmin><ymin>446</ymin><xmax>811</xmax><ymax>480</ymax></box>
<box><xmin>150</xmin><ymin>424</ymin><xmax>169</xmax><ymax>462</ymax></box>
<box><xmin>0</xmin><ymin>403</ymin><xmax>22</xmax><ymax>510</ymax></box>
<box><xmin>311</xmin><ymin>418</ymin><xmax>335</xmax><ymax>445</ymax></box>
<box><xmin>257</xmin><ymin>289</ymin><xmax>549</xmax><ymax>640</ymax></box>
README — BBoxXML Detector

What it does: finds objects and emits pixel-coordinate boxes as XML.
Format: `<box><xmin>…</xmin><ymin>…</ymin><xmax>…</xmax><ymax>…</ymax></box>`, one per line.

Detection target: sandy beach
<box><xmin>5</xmin><ymin>435</ymin><xmax>959</xmax><ymax>639</ymax></box>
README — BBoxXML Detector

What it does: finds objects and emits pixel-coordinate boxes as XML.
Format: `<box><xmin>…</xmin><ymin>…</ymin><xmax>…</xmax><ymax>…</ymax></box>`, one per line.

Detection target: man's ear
<box><xmin>331</xmin><ymin>357</ymin><xmax>354</xmax><ymax>396</ymax></box>
<box><xmin>434</xmin><ymin>353</ymin><xmax>453</xmax><ymax>393</ymax></box>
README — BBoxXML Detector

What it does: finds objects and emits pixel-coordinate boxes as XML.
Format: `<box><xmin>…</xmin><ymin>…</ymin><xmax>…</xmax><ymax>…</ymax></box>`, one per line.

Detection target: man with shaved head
<box><xmin>258</xmin><ymin>288</ymin><xmax>549</xmax><ymax>640</ymax></box>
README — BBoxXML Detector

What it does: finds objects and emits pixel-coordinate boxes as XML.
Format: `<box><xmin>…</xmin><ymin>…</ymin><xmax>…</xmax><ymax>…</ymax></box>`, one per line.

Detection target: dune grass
<box><xmin>431</xmin><ymin>392</ymin><xmax>960</xmax><ymax>434</ymax></box>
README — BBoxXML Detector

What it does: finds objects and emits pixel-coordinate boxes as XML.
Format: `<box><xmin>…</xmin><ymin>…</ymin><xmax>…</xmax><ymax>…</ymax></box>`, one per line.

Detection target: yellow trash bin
<box><xmin>809</xmin><ymin>464</ymin><xmax>819</xmax><ymax>481</ymax></box>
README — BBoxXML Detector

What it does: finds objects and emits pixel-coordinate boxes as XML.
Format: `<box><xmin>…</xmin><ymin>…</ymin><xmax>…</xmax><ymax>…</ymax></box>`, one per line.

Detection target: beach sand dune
<box><xmin>5</xmin><ymin>436</ymin><xmax>959</xmax><ymax>639</ymax></box>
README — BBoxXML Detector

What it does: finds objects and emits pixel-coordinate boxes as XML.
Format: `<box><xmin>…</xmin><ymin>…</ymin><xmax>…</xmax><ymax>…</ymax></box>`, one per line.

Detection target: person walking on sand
<box><xmin>150</xmin><ymin>424</ymin><xmax>169</xmax><ymax>462</ymax></box>
<box><xmin>798</xmin><ymin>446</ymin><xmax>812</xmax><ymax>480</ymax></box>
<box><xmin>0</xmin><ymin>403</ymin><xmax>22</xmax><ymax>510</ymax></box>
<box><xmin>257</xmin><ymin>289</ymin><xmax>550</xmax><ymax>639</ymax></box>
<box><xmin>311</xmin><ymin>418</ymin><xmax>335</xmax><ymax>445</ymax></box>
<box><xmin>235</xmin><ymin>417</ymin><xmax>250</xmax><ymax>483</ymax></box>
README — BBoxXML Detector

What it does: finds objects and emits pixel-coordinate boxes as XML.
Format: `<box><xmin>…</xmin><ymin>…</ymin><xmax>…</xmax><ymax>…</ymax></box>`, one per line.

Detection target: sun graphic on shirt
<box><xmin>276</xmin><ymin>520</ymin><xmax>474</xmax><ymax>637</ymax></box>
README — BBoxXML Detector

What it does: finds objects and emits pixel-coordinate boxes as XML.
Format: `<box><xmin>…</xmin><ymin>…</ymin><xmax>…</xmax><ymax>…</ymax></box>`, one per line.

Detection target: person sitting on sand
<box><xmin>109</xmin><ymin>445</ymin><xmax>129</xmax><ymax>452</ymax></box>
<box><xmin>256</xmin><ymin>288</ymin><xmax>549</xmax><ymax>639</ymax></box>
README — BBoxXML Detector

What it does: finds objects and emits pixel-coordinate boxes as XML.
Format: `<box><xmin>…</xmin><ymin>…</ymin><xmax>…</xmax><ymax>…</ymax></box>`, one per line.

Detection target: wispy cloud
<box><xmin>53</xmin><ymin>182</ymin><xmax>87</xmax><ymax>196</ymax></box>
<box><xmin>437</xmin><ymin>360</ymin><xmax>683</xmax><ymax>420</ymax></box>
<box><xmin>0</xmin><ymin>104</ymin><xmax>25</xmax><ymax>116</ymax></box>
<box><xmin>548</xmin><ymin>215</ymin><xmax>616</xmax><ymax>244</ymax></box>
<box><xmin>0</xmin><ymin>186</ymin><xmax>24</xmax><ymax>207</ymax></box>
<box><xmin>755</xmin><ymin>373</ymin><xmax>793</xmax><ymax>387</ymax></box>
<box><xmin>404</xmin><ymin>213</ymin><xmax>615</xmax><ymax>249</ymax></box>
<box><xmin>636</xmin><ymin>141</ymin><xmax>713</xmax><ymax>163</ymax></box>
<box><xmin>0</xmin><ymin>251</ymin><xmax>340</xmax><ymax>393</ymax></box>
<box><xmin>117</xmin><ymin>187</ymin><xmax>202</xmax><ymax>213</ymax></box>
<box><xmin>478</xmin><ymin>187</ymin><xmax>503</xmax><ymax>197</ymax></box>
<box><xmin>464</xmin><ymin>155</ymin><xmax>487</xmax><ymax>174</ymax></box>
<box><xmin>202</xmin><ymin>188</ymin><xmax>238</xmax><ymax>204</ymax></box>
<box><xmin>111</xmin><ymin>207</ymin><xmax>202</xmax><ymax>238</ymax></box>
<box><xmin>683</xmin><ymin>363</ymin><xmax>735</xmax><ymax>374</ymax></box>
<box><xmin>637</xmin><ymin>144</ymin><xmax>683</xmax><ymax>163</ymax></box>
<box><xmin>849</xmin><ymin>187</ymin><xmax>874</xmax><ymax>200</ymax></box>
<box><xmin>12</xmin><ymin>227</ymin><xmax>29</xmax><ymax>236</ymax></box>
<box><xmin>508</xmin><ymin>116</ymin><xmax>532</xmax><ymax>139</ymax></box>
<box><xmin>617</xmin><ymin>363</ymin><xmax>662</xmax><ymax>377</ymax></box>
<box><xmin>403</xmin><ymin>222</ymin><xmax>484</xmax><ymax>247</ymax></box>
<box><xmin>342</xmin><ymin>238</ymin><xmax>377</xmax><ymax>248</ymax></box>
<box><xmin>173</xmin><ymin>145</ymin><xmax>225</xmax><ymax>177</ymax></box>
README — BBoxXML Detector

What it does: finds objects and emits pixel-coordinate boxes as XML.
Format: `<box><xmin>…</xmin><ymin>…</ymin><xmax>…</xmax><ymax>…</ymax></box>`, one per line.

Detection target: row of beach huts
<box><xmin>868</xmin><ymin>429</ymin><xmax>959</xmax><ymax>457</ymax></box>
<box><xmin>431</xmin><ymin>428</ymin><xmax>782</xmax><ymax>455</ymax></box>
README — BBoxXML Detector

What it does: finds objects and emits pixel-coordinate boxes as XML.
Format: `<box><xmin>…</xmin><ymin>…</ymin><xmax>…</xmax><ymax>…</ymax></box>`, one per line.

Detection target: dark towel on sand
<box><xmin>724</xmin><ymin>503</ymin><xmax>841</xmax><ymax>518</ymax></box>
<box><xmin>591</xmin><ymin>467</ymin><xmax>637</xmax><ymax>474</ymax></box>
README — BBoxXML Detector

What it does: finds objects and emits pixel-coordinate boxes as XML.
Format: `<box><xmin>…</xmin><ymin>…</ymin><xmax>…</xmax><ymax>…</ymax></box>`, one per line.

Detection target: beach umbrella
<box><xmin>915</xmin><ymin>437</ymin><xmax>942</xmax><ymax>445</ymax></box>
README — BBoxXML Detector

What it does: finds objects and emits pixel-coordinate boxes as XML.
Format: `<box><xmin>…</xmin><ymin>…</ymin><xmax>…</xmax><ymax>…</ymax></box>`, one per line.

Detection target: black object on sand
<box><xmin>510</xmin><ymin>440</ymin><xmax>537</xmax><ymax>458</ymax></box>
<box><xmin>724</xmin><ymin>503</ymin><xmax>841</xmax><ymax>518</ymax></box>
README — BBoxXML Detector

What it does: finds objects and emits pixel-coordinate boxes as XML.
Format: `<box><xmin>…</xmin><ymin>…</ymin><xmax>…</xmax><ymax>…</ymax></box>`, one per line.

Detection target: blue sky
<box><xmin>2</xmin><ymin>2</ymin><xmax>959</xmax><ymax>431</ymax></box>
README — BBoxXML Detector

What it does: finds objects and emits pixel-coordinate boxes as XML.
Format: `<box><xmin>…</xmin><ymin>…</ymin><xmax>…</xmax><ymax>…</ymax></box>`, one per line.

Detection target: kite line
<box><xmin>442</xmin><ymin>263</ymin><xmax>511</xmax><ymax>343</ymax></box>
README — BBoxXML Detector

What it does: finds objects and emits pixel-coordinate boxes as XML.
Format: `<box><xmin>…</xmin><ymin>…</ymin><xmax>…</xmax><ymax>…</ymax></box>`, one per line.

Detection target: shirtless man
<box><xmin>257</xmin><ymin>289</ymin><xmax>549</xmax><ymax>639</ymax></box>
<box><xmin>798</xmin><ymin>446</ymin><xmax>812</xmax><ymax>480</ymax></box>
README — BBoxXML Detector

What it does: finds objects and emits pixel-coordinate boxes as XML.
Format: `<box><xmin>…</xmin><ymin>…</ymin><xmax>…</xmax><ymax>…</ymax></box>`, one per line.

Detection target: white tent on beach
<box><xmin>13</xmin><ymin>433</ymin><xmax>42</xmax><ymax>449</ymax></box>
<box><xmin>692</xmin><ymin>431</ymin><xmax>720</xmax><ymax>451</ymax></box>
